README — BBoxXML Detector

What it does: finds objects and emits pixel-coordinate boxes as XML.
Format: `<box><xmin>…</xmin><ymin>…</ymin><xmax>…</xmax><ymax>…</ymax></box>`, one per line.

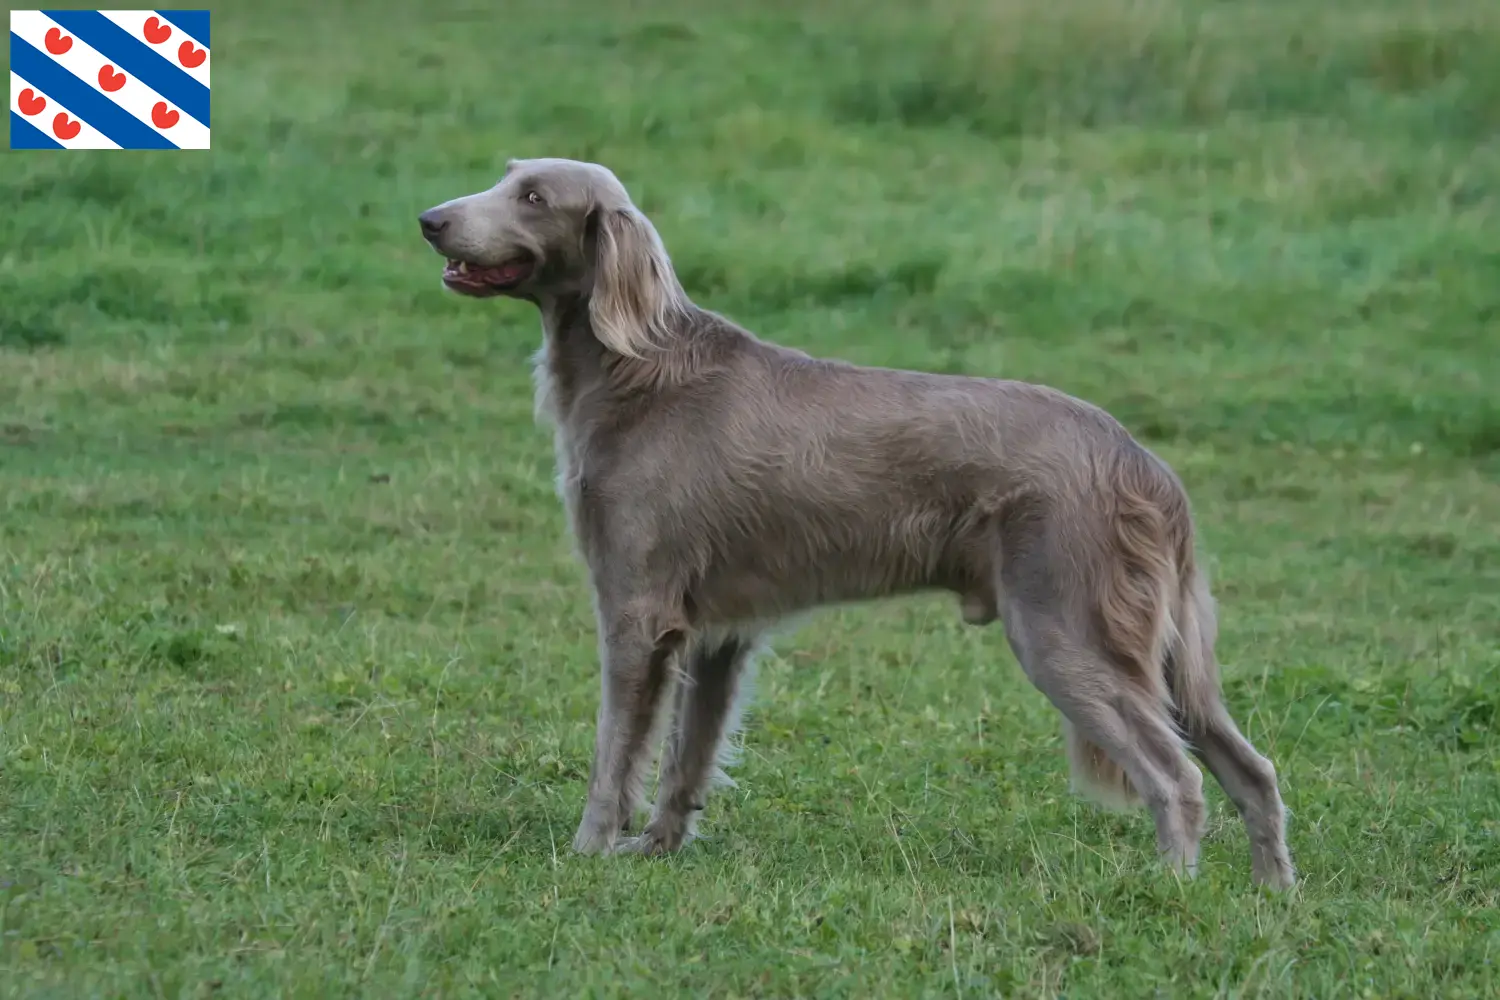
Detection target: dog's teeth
<box><xmin>457</xmin><ymin>261</ymin><xmax>468</xmax><ymax>274</ymax></box>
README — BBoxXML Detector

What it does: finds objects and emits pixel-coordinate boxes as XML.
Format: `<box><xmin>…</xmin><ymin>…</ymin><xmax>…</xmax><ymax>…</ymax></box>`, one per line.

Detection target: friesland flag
<box><xmin>9</xmin><ymin>10</ymin><xmax>210</xmax><ymax>149</ymax></box>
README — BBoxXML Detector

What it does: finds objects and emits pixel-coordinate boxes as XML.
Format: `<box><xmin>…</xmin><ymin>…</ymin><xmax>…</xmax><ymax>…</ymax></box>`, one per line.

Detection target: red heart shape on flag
<box><xmin>53</xmin><ymin>113</ymin><xmax>81</xmax><ymax>141</ymax></box>
<box><xmin>178</xmin><ymin>41</ymin><xmax>206</xmax><ymax>69</ymax></box>
<box><xmin>98</xmin><ymin>65</ymin><xmax>127</xmax><ymax>92</ymax></box>
<box><xmin>18</xmin><ymin>88</ymin><xmax>46</xmax><ymax>116</ymax></box>
<box><xmin>45</xmin><ymin>27</ymin><xmax>73</xmax><ymax>54</ymax></box>
<box><xmin>151</xmin><ymin>102</ymin><xmax>179</xmax><ymax>129</ymax></box>
<box><xmin>143</xmin><ymin>16</ymin><xmax>171</xmax><ymax>44</ymax></box>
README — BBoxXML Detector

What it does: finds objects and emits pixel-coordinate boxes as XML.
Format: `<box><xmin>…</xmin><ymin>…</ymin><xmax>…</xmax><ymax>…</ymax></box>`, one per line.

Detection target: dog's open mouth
<box><xmin>442</xmin><ymin>254</ymin><xmax>535</xmax><ymax>295</ymax></box>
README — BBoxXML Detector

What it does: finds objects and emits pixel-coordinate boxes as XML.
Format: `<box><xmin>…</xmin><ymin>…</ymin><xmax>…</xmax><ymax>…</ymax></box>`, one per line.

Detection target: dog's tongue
<box><xmin>445</xmin><ymin>257</ymin><xmax>531</xmax><ymax>286</ymax></box>
<box><xmin>471</xmin><ymin>261</ymin><xmax>527</xmax><ymax>284</ymax></box>
<box><xmin>494</xmin><ymin>261</ymin><xmax>529</xmax><ymax>282</ymax></box>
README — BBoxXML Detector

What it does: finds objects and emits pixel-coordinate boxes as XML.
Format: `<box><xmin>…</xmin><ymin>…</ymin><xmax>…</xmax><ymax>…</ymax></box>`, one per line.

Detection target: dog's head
<box><xmin>418</xmin><ymin>157</ymin><xmax>687</xmax><ymax>357</ymax></box>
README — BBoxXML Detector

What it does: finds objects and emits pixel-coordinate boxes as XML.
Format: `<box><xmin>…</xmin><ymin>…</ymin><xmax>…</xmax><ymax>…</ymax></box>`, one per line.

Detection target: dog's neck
<box><xmin>536</xmin><ymin>293</ymin><xmax>606</xmax><ymax>418</ymax></box>
<box><xmin>533</xmin><ymin>292</ymin><xmax>660</xmax><ymax>436</ymax></box>
<box><xmin>534</xmin><ymin>292</ymin><xmax>712</xmax><ymax>426</ymax></box>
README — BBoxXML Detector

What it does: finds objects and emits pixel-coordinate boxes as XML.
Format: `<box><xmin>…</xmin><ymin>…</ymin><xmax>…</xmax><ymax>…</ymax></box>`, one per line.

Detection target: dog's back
<box><xmin>587</xmin><ymin>313</ymin><xmax>1186</xmax><ymax>634</ymax></box>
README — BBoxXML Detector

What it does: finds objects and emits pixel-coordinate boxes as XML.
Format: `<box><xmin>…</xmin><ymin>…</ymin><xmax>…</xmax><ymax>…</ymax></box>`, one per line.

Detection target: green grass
<box><xmin>3</xmin><ymin>0</ymin><xmax>1499</xmax><ymax>995</ymax></box>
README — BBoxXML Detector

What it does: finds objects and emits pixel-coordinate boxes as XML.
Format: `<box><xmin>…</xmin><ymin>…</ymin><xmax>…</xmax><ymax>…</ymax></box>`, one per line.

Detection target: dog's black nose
<box><xmin>419</xmin><ymin>210</ymin><xmax>449</xmax><ymax>240</ymax></box>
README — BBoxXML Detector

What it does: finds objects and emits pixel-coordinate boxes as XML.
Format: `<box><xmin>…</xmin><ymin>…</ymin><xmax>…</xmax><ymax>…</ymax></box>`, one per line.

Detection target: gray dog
<box><xmin>418</xmin><ymin>157</ymin><xmax>1295</xmax><ymax>889</ymax></box>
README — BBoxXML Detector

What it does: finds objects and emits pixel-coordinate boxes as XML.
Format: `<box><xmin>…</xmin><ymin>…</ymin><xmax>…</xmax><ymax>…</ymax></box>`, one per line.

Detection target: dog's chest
<box><xmin>534</xmin><ymin>358</ymin><xmax>623</xmax><ymax>560</ymax></box>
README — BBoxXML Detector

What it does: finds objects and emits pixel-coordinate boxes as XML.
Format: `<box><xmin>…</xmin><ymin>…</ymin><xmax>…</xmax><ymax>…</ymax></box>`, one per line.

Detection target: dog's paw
<box><xmin>571</xmin><ymin>816</ymin><xmax>620</xmax><ymax>856</ymax></box>
<box><xmin>1252</xmin><ymin>852</ymin><xmax>1297</xmax><ymax>892</ymax></box>
<box><xmin>615</xmin><ymin>821</ymin><xmax>693</xmax><ymax>858</ymax></box>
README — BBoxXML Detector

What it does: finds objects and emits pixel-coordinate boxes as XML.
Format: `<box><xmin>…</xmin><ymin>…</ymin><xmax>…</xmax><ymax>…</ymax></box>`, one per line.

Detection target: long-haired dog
<box><xmin>418</xmin><ymin>157</ymin><xmax>1295</xmax><ymax>888</ymax></box>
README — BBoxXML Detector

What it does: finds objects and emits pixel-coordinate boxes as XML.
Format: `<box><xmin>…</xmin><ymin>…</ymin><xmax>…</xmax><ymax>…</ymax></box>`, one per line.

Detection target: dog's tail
<box><xmin>1064</xmin><ymin>445</ymin><xmax>1222</xmax><ymax>808</ymax></box>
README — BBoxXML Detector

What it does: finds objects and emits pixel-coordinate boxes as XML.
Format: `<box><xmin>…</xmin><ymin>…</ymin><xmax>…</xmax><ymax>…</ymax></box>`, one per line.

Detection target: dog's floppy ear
<box><xmin>588</xmin><ymin>205</ymin><xmax>687</xmax><ymax>359</ymax></box>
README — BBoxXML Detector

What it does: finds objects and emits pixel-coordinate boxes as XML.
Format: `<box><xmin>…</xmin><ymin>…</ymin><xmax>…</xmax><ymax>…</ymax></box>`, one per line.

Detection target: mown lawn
<box><xmin>2</xmin><ymin>1</ymin><xmax>1498</xmax><ymax>996</ymax></box>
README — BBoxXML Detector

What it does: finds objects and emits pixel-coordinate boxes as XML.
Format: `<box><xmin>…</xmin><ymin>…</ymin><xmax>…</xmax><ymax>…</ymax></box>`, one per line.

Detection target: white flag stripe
<box><xmin>10</xmin><ymin>71</ymin><xmax>122</xmax><ymax>149</ymax></box>
<box><xmin>10</xmin><ymin>10</ymin><xmax>208</xmax><ymax>147</ymax></box>
<box><xmin>97</xmin><ymin>9</ymin><xmax>211</xmax><ymax>88</ymax></box>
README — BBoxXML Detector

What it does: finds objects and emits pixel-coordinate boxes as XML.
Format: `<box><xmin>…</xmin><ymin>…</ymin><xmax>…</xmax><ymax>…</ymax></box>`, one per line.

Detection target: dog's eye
<box><xmin>524</xmin><ymin>190</ymin><xmax>544</xmax><ymax>206</ymax></box>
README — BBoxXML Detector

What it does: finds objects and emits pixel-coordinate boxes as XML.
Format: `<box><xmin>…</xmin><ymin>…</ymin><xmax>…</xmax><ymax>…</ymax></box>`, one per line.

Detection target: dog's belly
<box><xmin>685</xmin><ymin>525</ymin><xmax>979</xmax><ymax>628</ymax></box>
<box><xmin>689</xmin><ymin>569</ymin><xmax>937</xmax><ymax>627</ymax></box>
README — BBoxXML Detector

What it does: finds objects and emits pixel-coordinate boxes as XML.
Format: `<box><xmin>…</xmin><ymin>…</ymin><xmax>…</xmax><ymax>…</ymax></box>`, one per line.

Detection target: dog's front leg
<box><xmin>618</xmin><ymin>632</ymin><xmax>756</xmax><ymax>856</ymax></box>
<box><xmin>572</xmin><ymin>604</ymin><xmax>685</xmax><ymax>855</ymax></box>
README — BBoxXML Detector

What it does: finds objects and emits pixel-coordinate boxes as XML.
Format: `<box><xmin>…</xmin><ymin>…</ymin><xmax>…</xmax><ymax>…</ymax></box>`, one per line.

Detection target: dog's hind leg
<box><xmin>620</xmin><ymin>629</ymin><xmax>760</xmax><ymax>855</ymax></box>
<box><xmin>1184</xmin><ymin>700</ymin><xmax>1292</xmax><ymax>887</ymax></box>
<box><xmin>1168</xmin><ymin>570</ymin><xmax>1294</xmax><ymax>888</ymax></box>
<box><xmin>1001</xmin><ymin>597</ymin><xmax>1206</xmax><ymax>877</ymax></box>
<box><xmin>572</xmin><ymin>600</ymin><xmax>687</xmax><ymax>856</ymax></box>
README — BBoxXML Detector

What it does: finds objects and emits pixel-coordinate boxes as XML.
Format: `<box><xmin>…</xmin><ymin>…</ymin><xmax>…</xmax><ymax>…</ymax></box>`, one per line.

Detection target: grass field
<box><xmin>3</xmin><ymin>0</ymin><xmax>1499</xmax><ymax>995</ymax></box>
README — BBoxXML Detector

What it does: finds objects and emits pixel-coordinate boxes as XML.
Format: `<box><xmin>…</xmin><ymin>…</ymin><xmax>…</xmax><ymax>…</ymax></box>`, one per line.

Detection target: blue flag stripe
<box><xmin>10</xmin><ymin>35</ymin><xmax>180</xmax><ymax>149</ymax></box>
<box><xmin>41</xmin><ymin>9</ymin><xmax>210</xmax><ymax>127</ymax></box>
<box><xmin>158</xmin><ymin>9</ymin><xmax>209</xmax><ymax>48</ymax></box>
<box><xmin>10</xmin><ymin>109</ymin><xmax>66</xmax><ymax>149</ymax></box>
